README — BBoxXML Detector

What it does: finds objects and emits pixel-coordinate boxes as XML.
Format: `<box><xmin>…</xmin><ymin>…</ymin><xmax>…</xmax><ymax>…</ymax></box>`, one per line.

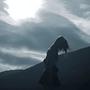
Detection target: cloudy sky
<box><xmin>0</xmin><ymin>0</ymin><xmax>90</xmax><ymax>72</ymax></box>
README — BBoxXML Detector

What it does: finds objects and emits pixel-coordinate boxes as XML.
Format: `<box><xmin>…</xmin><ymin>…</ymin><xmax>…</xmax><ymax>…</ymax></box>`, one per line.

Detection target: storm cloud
<box><xmin>0</xmin><ymin>0</ymin><xmax>8</xmax><ymax>15</ymax></box>
<box><xmin>44</xmin><ymin>0</ymin><xmax>90</xmax><ymax>40</ymax></box>
<box><xmin>0</xmin><ymin>0</ymin><xmax>89</xmax><ymax>72</ymax></box>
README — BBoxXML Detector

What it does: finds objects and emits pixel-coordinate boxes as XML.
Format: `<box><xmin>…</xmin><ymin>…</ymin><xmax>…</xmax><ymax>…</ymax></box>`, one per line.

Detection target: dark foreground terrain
<box><xmin>0</xmin><ymin>47</ymin><xmax>90</xmax><ymax>90</ymax></box>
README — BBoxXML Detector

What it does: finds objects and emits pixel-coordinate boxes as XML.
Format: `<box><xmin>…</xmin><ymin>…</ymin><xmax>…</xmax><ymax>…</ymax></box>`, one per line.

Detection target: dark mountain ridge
<box><xmin>0</xmin><ymin>46</ymin><xmax>90</xmax><ymax>90</ymax></box>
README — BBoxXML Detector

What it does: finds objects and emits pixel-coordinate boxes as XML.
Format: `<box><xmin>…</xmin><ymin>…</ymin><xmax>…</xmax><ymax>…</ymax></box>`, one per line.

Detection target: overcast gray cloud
<box><xmin>0</xmin><ymin>0</ymin><xmax>8</xmax><ymax>15</ymax></box>
<box><xmin>44</xmin><ymin>0</ymin><xmax>90</xmax><ymax>39</ymax></box>
<box><xmin>45</xmin><ymin>0</ymin><xmax>90</xmax><ymax>18</ymax></box>
<box><xmin>0</xmin><ymin>0</ymin><xmax>89</xmax><ymax>72</ymax></box>
<box><xmin>61</xmin><ymin>0</ymin><xmax>90</xmax><ymax>18</ymax></box>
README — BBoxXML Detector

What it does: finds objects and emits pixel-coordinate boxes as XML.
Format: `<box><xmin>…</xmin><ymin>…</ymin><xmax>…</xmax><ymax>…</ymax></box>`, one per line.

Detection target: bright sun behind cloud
<box><xmin>6</xmin><ymin>0</ymin><xmax>43</xmax><ymax>22</ymax></box>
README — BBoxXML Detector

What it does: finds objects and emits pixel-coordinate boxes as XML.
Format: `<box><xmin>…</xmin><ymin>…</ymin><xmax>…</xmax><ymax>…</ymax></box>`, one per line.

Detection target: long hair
<box><xmin>54</xmin><ymin>36</ymin><xmax>69</xmax><ymax>53</ymax></box>
<box><xmin>44</xmin><ymin>36</ymin><xmax>69</xmax><ymax>68</ymax></box>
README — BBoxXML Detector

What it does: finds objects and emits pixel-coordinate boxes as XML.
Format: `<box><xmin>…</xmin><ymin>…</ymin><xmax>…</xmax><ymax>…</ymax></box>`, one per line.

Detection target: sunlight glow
<box><xmin>6</xmin><ymin>0</ymin><xmax>43</xmax><ymax>22</ymax></box>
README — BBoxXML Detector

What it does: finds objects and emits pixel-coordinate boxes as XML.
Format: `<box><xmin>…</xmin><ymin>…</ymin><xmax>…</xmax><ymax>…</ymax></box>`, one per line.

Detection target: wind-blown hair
<box><xmin>54</xmin><ymin>36</ymin><xmax>69</xmax><ymax>53</ymax></box>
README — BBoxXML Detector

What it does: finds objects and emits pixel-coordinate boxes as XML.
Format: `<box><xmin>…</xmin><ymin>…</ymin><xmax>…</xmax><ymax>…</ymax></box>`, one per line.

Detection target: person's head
<box><xmin>54</xmin><ymin>36</ymin><xmax>69</xmax><ymax>53</ymax></box>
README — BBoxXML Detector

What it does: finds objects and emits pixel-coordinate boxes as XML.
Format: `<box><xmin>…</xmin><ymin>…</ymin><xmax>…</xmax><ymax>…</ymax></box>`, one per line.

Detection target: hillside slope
<box><xmin>0</xmin><ymin>47</ymin><xmax>90</xmax><ymax>89</ymax></box>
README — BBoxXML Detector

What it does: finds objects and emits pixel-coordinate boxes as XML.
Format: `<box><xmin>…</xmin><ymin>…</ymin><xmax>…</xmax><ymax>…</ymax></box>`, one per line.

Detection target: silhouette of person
<box><xmin>39</xmin><ymin>36</ymin><xmax>69</xmax><ymax>89</ymax></box>
<box><xmin>53</xmin><ymin>36</ymin><xmax>69</xmax><ymax>53</ymax></box>
<box><xmin>44</xmin><ymin>36</ymin><xmax>69</xmax><ymax>68</ymax></box>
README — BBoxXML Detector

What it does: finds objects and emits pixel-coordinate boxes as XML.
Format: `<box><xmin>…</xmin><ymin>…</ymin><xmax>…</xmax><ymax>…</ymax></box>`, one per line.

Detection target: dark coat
<box><xmin>39</xmin><ymin>66</ymin><xmax>60</xmax><ymax>87</ymax></box>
